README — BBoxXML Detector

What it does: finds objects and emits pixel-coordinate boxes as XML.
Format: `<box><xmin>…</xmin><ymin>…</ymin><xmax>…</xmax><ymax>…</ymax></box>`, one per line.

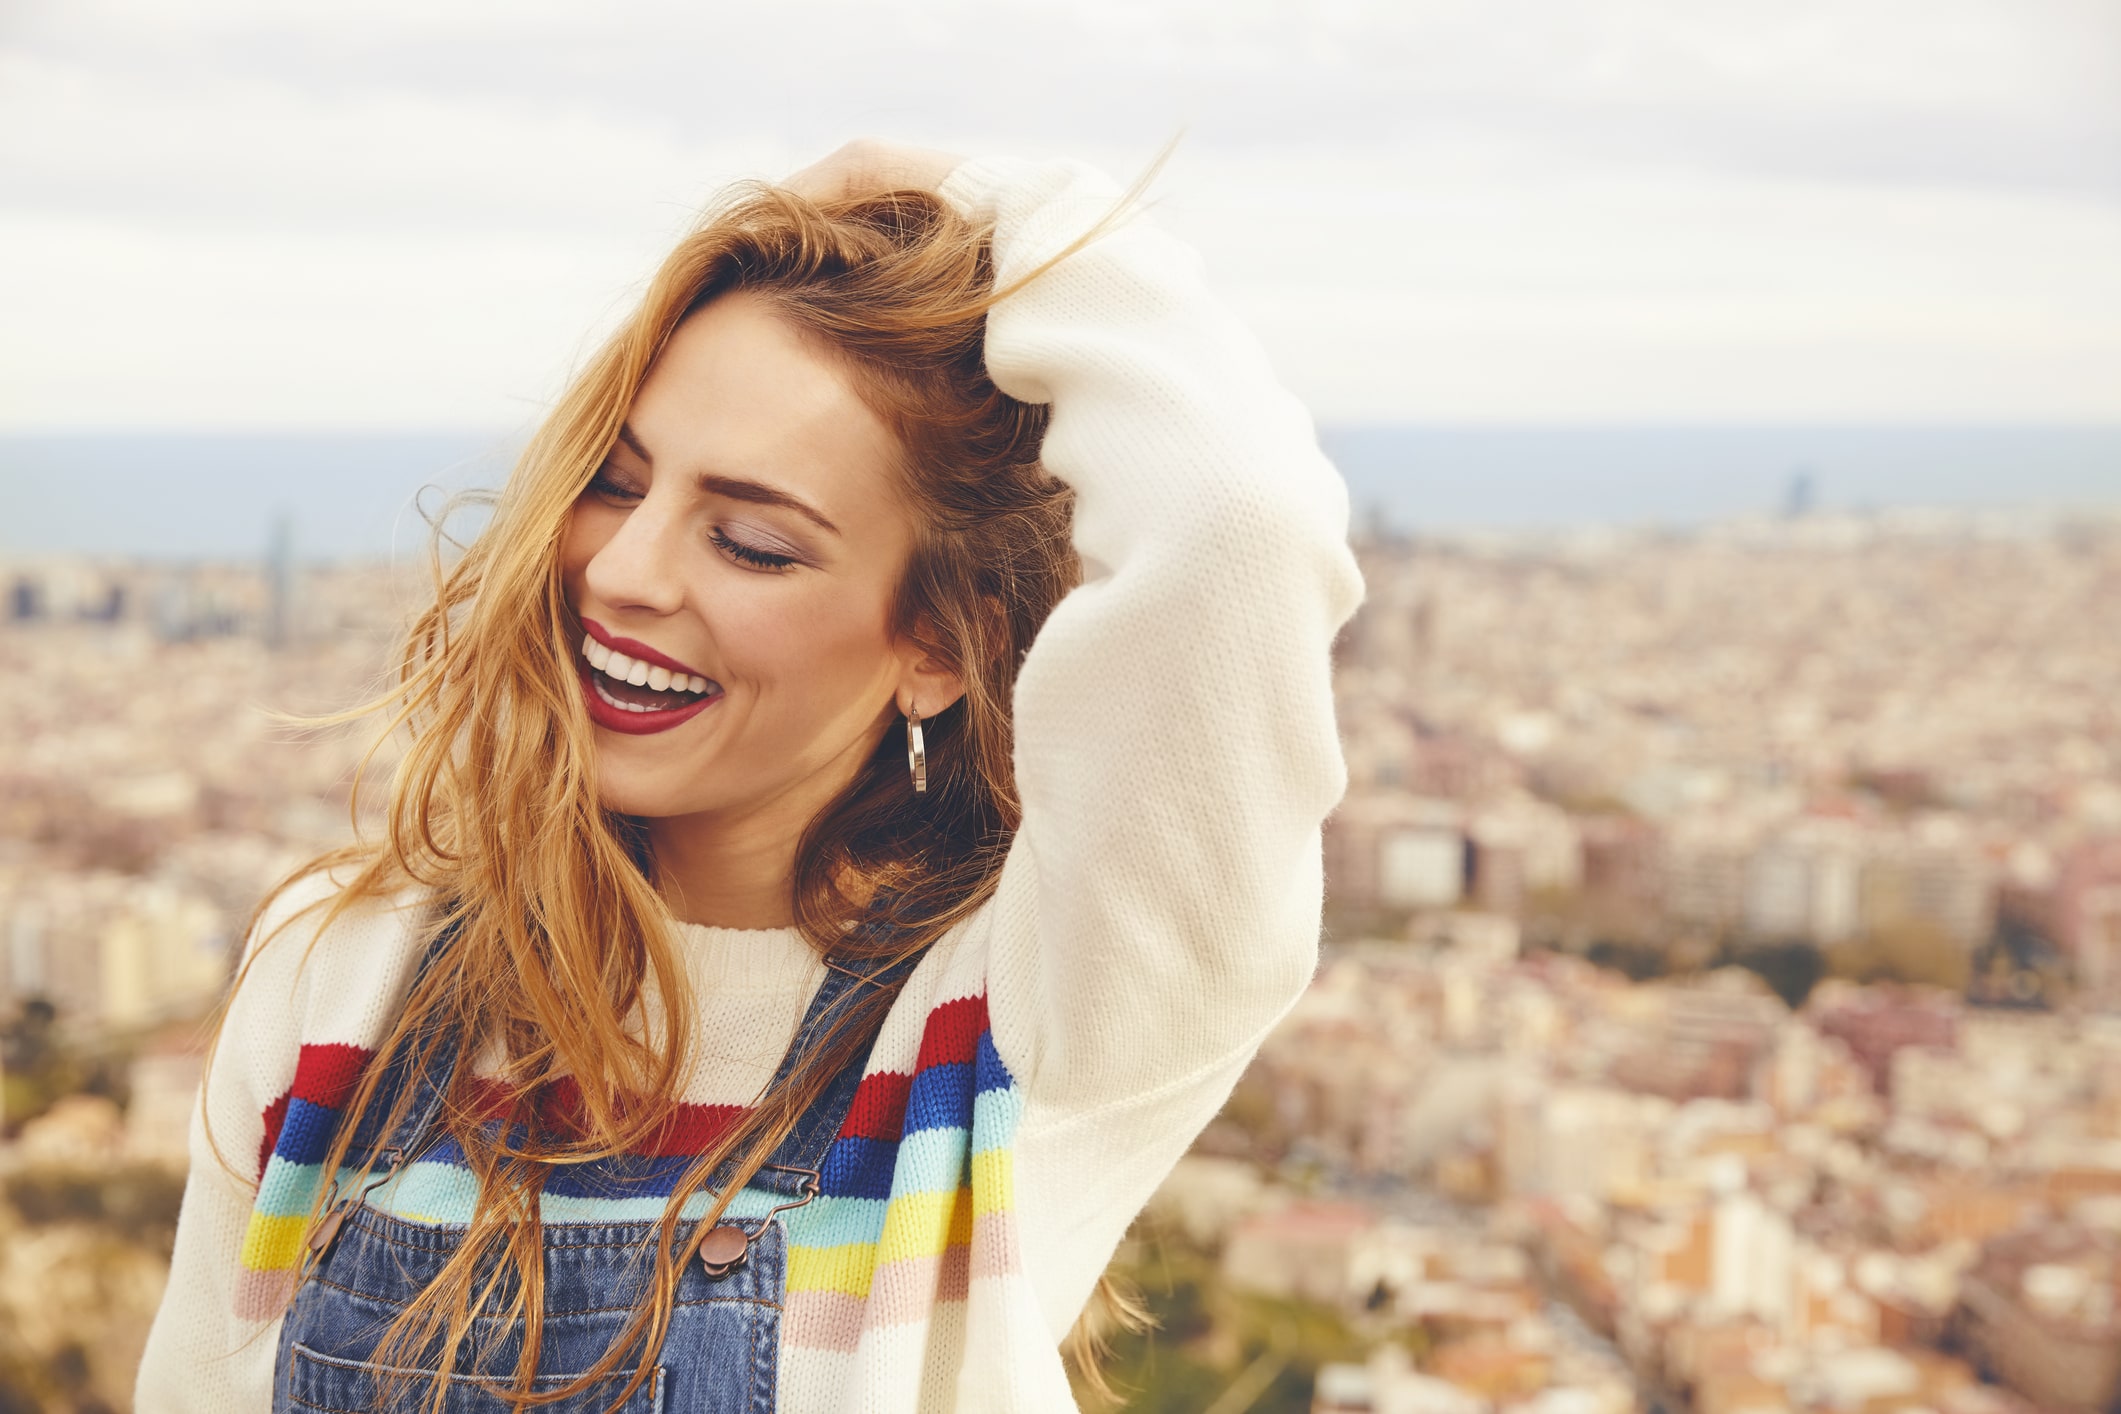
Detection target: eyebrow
<box><xmin>614</xmin><ymin>422</ymin><xmax>843</xmax><ymax>538</ymax></box>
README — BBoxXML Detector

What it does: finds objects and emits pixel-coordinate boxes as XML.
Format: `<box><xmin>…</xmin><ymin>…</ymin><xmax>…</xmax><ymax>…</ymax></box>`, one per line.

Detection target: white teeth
<box><xmin>580</xmin><ymin>636</ymin><xmax>717</xmax><ymax>698</ymax></box>
<box><xmin>591</xmin><ymin>677</ymin><xmax>650</xmax><ymax>713</ymax></box>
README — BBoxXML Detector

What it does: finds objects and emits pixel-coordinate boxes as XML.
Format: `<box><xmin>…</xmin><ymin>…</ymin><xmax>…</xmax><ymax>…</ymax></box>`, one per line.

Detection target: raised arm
<box><xmin>939</xmin><ymin>156</ymin><xmax>1364</xmax><ymax>1110</ymax></box>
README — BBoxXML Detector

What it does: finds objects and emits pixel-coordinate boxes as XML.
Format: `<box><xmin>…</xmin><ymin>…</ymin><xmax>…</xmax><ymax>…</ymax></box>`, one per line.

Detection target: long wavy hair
<box><xmin>210</xmin><ymin>180</ymin><xmax>1118</xmax><ymax>1407</ymax></box>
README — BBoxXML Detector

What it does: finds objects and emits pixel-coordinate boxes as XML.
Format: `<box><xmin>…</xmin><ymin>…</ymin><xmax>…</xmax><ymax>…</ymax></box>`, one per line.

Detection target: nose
<box><xmin>582</xmin><ymin>496</ymin><xmax>688</xmax><ymax>618</ymax></box>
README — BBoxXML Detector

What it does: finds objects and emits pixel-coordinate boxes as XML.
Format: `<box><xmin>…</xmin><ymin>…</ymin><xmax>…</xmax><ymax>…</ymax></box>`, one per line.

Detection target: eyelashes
<box><xmin>709</xmin><ymin>528</ymin><xmax>798</xmax><ymax>571</ymax></box>
<box><xmin>584</xmin><ymin>471</ymin><xmax>799</xmax><ymax>572</ymax></box>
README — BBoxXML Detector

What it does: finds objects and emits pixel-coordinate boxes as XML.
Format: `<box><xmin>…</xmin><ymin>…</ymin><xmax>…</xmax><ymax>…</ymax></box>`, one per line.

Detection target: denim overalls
<box><xmin>270</xmin><ymin>938</ymin><xmax>913</xmax><ymax>1414</ymax></box>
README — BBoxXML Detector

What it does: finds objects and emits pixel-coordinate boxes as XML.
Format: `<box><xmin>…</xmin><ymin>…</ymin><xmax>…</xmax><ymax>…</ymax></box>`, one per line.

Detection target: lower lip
<box><xmin>577</xmin><ymin>664</ymin><xmax>721</xmax><ymax>736</ymax></box>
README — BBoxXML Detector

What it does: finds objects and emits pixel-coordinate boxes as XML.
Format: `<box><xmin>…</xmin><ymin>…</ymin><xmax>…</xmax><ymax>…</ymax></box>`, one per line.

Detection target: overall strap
<box><xmin>747</xmin><ymin>931</ymin><xmax>931</xmax><ymax>1186</ymax></box>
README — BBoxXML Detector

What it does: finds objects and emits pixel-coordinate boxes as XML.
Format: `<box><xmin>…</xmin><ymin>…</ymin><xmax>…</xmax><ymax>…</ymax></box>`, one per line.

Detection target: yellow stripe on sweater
<box><xmin>790</xmin><ymin>1183</ymin><xmax>982</xmax><ymax>1295</ymax></box>
<box><xmin>971</xmin><ymin>1148</ymin><xmax>1013</xmax><ymax>1217</ymax></box>
<box><xmin>787</xmin><ymin>1242</ymin><xmax>880</xmax><ymax>1298</ymax></box>
<box><xmin>238</xmin><ymin>1212</ymin><xmax>308</xmax><ymax>1273</ymax></box>
<box><xmin>876</xmin><ymin>1186</ymin><xmax>975</xmax><ymax>1266</ymax></box>
<box><xmin>873</xmin><ymin>1187</ymin><xmax>971</xmax><ymax>1263</ymax></box>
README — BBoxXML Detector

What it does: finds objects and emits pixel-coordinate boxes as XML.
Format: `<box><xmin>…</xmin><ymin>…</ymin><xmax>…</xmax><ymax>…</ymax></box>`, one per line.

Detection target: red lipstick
<box><xmin>577</xmin><ymin>664</ymin><xmax>720</xmax><ymax>735</ymax></box>
<box><xmin>574</xmin><ymin>616</ymin><xmax>720</xmax><ymax>736</ymax></box>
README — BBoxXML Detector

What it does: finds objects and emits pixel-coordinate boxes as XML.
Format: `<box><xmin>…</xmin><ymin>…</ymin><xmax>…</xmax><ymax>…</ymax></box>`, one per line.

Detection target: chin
<box><xmin>598</xmin><ymin>788</ymin><xmax>704</xmax><ymax>822</ymax></box>
<box><xmin>591</xmin><ymin>762</ymin><xmax>708</xmax><ymax>821</ymax></box>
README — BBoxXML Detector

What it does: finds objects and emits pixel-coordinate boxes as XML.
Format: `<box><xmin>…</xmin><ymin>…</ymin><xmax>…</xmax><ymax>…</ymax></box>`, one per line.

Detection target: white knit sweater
<box><xmin>136</xmin><ymin>154</ymin><xmax>1363</xmax><ymax>1413</ymax></box>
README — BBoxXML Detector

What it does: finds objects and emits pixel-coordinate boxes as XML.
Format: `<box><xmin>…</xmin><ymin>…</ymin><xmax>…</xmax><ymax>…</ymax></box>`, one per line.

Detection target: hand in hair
<box><xmin>782</xmin><ymin>139</ymin><xmax>964</xmax><ymax>204</ymax></box>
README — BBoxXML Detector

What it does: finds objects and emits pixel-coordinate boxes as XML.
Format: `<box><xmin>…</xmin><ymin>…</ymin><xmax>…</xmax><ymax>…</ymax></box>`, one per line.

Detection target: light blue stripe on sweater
<box><xmin>884</xmin><ymin>1125</ymin><xmax>969</xmax><ymax>1200</ymax></box>
<box><xmin>783</xmin><ymin>1193</ymin><xmax>890</xmax><ymax>1249</ymax></box>
<box><xmin>351</xmin><ymin>1158</ymin><xmax>787</xmax><ymax>1229</ymax></box>
<box><xmin>253</xmin><ymin>1157</ymin><xmax>327</xmax><ymax>1219</ymax></box>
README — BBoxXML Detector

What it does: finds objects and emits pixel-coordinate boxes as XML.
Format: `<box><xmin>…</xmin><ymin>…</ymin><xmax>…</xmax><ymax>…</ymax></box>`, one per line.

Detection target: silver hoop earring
<box><xmin>906</xmin><ymin>709</ymin><xmax>928</xmax><ymax>794</ymax></box>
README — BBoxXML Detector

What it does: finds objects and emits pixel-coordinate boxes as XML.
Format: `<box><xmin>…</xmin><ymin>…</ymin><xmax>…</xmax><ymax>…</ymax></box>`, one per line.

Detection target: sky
<box><xmin>3</xmin><ymin>0</ymin><xmax>2119</xmax><ymax>431</ymax></box>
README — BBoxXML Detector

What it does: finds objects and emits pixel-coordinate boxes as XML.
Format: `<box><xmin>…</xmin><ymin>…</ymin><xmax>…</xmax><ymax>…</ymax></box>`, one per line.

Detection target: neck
<box><xmin>645</xmin><ymin>746</ymin><xmax>869</xmax><ymax>931</ymax></box>
<box><xmin>647</xmin><ymin>815</ymin><xmax>799</xmax><ymax>929</ymax></box>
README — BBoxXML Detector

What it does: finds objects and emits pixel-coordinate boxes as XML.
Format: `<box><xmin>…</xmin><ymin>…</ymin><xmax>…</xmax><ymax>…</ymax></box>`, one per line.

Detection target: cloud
<box><xmin>23</xmin><ymin>0</ymin><xmax>2111</xmax><ymax>191</ymax></box>
<box><xmin>4</xmin><ymin>0</ymin><xmax>2117</xmax><ymax>425</ymax></box>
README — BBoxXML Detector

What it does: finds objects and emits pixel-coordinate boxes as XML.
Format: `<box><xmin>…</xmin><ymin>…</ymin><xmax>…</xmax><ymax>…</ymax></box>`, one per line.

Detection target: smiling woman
<box><xmin>557</xmin><ymin>293</ymin><xmax>955</xmax><ymax>906</ymax></box>
<box><xmin>135</xmin><ymin>141</ymin><xmax>1363</xmax><ymax>1414</ymax></box>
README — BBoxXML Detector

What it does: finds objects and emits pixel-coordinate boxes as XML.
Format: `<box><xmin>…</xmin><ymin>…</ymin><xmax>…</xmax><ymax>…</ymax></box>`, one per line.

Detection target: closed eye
<box><xmin>710</xmin><ymin>528</ymin><xmax>798</xmax><ymax>571</ymax></box>
<box><xmin>586</xmin><ymin>469</ymin><xmax>642</xmax><ymax>504</ymax></box>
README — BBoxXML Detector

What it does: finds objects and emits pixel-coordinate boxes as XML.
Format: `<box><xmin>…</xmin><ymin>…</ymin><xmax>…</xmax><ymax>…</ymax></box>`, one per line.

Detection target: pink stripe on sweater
<box><xmin>860</xmin><ymin>1243</ymin><xmax>972</xmax><ymax>1326</ymax></box>
<box><xmin>784</xmin><ymin>1207</ymin><xmax>1022</xmax><ymax>1351</ymax></box>
<box><xmin>233</xmin><ymin>1266</ymin><xmax>297</xmax><ymax>1323</ymax></box>
<box><xmin>969</xmin><ymin>1209</ymin><xmax>1023</xmax><ymax>1280</ymax></box>
<box><xmin>785</xmin><ymin>1289</ymin><xmax>869</xmax><ymax>1353</ymax></box>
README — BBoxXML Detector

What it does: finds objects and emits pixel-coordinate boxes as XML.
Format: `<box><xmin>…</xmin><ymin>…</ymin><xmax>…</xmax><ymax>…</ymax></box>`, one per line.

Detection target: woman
<box><xmin>137</xmin><ymin>140</ymin><xmax>1362</xmax><ymax>1413</ymax></box>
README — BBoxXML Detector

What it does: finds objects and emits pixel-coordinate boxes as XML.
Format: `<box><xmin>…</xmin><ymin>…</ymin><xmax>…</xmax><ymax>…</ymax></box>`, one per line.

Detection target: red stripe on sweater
<box><xmin>915</xmin><ymin>994</ymin><xmax>988</xmax><ymax>1071</ymax></box>
<box><xmin>464</xmin><ymin>1074</ymin><xmax>748</xmax><ymax>1158</ymax></box>
<box><xmin>254</xmin><ymin>1042</ymin><xmax>374</xmax><ymax>1179</ymax></box>
<box><xmin>289</xmin><ymin>1042</ymin><xmax>372</xmax><ymax>1110</ymax></box>
<box><xmin>252</xmin><ymin>993</ymin><xmax>989</xmax><ymax>1178</ymax></box>
<box><xmin>640</xmin><ymin>1099</ymin><xmax>747</xmax><ymax>1157</ymax></box>
<box><xmin>839</xmin><ymin>1070</ymin><xmax>913</xmax><ymax>1142</ymax></box>
<box><xmin>256</xmin><ymin>1093</ymin><xmax>289</xmax><ymax>1181</ymax></box>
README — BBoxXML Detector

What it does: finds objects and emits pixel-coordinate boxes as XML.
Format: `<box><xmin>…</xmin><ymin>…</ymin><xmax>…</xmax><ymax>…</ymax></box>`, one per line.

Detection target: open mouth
<box><xmin>578</xmin><ymin>633</ymin><xmax>720</xmax><ymax>713</ymax></box>
<box><xmin>575</xmin><ymin>625</ymin><xmax>724</xmax><ymax>734</ymax></box>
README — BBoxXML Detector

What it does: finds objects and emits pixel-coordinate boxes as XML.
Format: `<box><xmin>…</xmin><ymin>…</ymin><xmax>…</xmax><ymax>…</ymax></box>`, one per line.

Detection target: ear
<box><xmin>891</xmin><ymin>632</ymin><xmax>967</xmax><ymax>721</ymax></box>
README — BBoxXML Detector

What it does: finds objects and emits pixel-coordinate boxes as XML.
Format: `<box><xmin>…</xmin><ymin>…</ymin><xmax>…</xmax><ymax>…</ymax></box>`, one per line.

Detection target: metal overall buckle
<box><xmin>697</xmin><ymin>1165</ymin><xmax>822</xmax><ymax>1278</ymax></box>
<box><xmin>305</xmin><ymin>1144</ymin><xmax>411</xmax><ymax>1263</ymax></box>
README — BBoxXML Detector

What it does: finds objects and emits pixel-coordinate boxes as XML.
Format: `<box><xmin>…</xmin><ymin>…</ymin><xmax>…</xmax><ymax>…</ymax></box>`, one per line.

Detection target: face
<box><xmin>559</xmin><ymin>292</ymin><xmax>961</xmax><ymax>824</ymax></box>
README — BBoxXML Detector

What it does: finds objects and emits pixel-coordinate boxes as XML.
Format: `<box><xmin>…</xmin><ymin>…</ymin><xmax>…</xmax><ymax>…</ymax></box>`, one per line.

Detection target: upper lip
<box><xmin>580</xmin><ymin>617</ymin><xmax>709</xmax><ymax>680</ymax></box>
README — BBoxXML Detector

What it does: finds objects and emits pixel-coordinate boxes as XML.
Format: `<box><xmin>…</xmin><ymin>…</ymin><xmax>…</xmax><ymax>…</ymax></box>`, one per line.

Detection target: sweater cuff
<box><xmin>935</xmin><ymin>156</ymin><xmax>1035</xmax><ymax>221</ymax></box>
<box><xmin>936</xmin><ymin>156</ymin><xmax>1134</xmax><ymax>278</ymax></box>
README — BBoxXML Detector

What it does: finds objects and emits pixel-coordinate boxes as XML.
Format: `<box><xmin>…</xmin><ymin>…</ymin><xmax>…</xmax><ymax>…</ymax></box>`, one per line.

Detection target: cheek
<box><xmin>721</xmin><ymin>583</ymin><xmax>898</xmax><ymax>687</ymax></box>
<box><xmin>558</xmin><ymin>505</ymin><xmax>597</xmax><ymax>583</ymax></box>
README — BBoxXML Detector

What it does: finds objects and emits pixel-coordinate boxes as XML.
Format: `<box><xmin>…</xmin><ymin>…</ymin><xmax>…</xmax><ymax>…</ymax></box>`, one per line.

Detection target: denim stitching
<box><xmin>302</xmin><ymin>1272</ymin><xmax>782</xmax><ymax>1317</ymax></box>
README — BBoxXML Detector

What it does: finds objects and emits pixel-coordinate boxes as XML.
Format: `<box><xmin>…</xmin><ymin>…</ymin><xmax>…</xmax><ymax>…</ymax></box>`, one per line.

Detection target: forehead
<box><xmin>626</xmin><ymin>292</ymin><xmax>905</xmax><ymax>520</ymax></box>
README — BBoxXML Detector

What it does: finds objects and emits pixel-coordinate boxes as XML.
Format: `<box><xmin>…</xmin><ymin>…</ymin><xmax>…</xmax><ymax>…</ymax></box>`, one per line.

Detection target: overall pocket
<box><xmin>283</xmin><ymin>1343</ymin><xmax>666</xmax><ymax>1414</ymax></box>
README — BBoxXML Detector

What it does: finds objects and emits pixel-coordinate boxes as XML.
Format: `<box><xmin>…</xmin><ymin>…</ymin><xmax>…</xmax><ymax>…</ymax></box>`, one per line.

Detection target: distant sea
<box><xmin>2</xmin><ymin>426</ymin><xmax>2118</xmax><ymax>560</ymax></box>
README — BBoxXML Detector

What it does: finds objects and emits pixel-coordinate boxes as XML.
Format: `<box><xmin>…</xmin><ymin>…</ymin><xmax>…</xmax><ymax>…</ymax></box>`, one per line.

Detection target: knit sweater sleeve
<box><xmin>134</xmin><ymin>874</ymin><xmax>425</xmax><ymax>1413</ymax></box>
<box><xmin>937</xmin><ymin>157</ymin><xmax>1364</xmax><ymax>1112</ymax></box>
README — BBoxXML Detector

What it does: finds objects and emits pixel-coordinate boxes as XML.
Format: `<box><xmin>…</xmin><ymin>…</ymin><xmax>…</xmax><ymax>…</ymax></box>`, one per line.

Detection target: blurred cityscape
<box><xmin>3</xmin><ymin>503</ymin><xmax>2120</xmax><ymax>1413</ymax></box>
<box><xmin>0</xmin><ymin>549</ymin><xmax>402</xmax><ymax>1408</ymax></box>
